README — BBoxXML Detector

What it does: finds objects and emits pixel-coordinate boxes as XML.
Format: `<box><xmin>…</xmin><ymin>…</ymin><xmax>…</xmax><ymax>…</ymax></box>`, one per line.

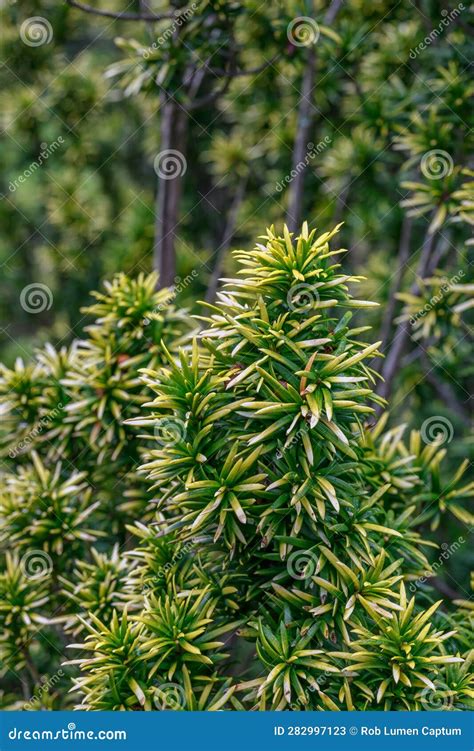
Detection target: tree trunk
<box><xmin>377</xmin><ymin>215</ymin><xmax>413</xmax><ymax>357</ymax></box>
<box><xmin>286</xmin><ymin>44</ymin><xmax>316</xmax><ymax>233</ymax></box>
<box><xmin>153</xmin><ymin>97</ymin><xmax>188</xmax><ymax>287</ymax></box>
<box><xmin>286</xmin><ymin>0</ymin><xmax>343</xmax><ymax>232</ymax></box>
<box><xmin>376</xmin><ymin>222</ymin><xmax>437</xmax><ymax>407</ymax></box>
<box><xmin>419</xmin><ymin>351</ymin><xmax>469</xmax><ymax>425</ymax></box>
<box><xmin>332</xmin><ymin>182</ymin><xmax>350</xmax><ymax>225</ymax></box>
<box><xmin>206</xmin><ymin>177</ymin><xmax>247</xmax><ymax>302</ymax></box>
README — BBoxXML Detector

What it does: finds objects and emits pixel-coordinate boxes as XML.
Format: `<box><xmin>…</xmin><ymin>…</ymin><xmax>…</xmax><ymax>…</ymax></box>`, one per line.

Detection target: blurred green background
<box><xmin>1</xmin><ymin>0</ymin><xmax>472</xmax><ymax>463</ymax></box>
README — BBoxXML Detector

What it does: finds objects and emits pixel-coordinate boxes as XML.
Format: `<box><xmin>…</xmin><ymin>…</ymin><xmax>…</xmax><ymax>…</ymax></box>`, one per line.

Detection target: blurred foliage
<box><xmin>0</xmin><ymin>0</ymin><xmax>472</xmax><ymax>713</ymax></box>
<box><xmin>0</xmin><ymin>0</ymin><xmax>471</xmax><ymax>442</ymax></box>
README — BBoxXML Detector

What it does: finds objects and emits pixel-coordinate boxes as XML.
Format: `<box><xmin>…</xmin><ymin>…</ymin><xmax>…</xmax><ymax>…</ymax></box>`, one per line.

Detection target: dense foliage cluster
<box><xmin>2</xmin><ymin>1</ymin><xmax>473</xmax><ymax>445</ymax></box>
<box><xmin>0</xmin><ymin>226</ymin><xmax>472</xmax><ymax>711</ymax></box>
<box><xmin>1</xmin><ymin>0</ymin><xmax>472</xmax><ymax>718</ymax></box>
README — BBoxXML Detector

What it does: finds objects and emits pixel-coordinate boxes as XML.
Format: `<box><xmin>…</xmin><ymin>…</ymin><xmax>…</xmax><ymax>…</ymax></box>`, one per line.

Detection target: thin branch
<box><xmin>376</xmin><ymin>215</ymin><xmax>413</xmax><ymax>360</ymax></box>
<box><xmin>210</xmin><ymin>53</ymin><xmax>281</xmax><ymax>78</ymax></box>
<box><xmin>206</xmin><ymin>176</ymin><xmax>247</xmax><ymax>302</ymax></box>
<box><xmin>332</xmin><ymin>182</ymin><xmax>350</xmax><ymax>225</ymax></box>
<box><xmin>65</xmin><ymin>0</ymin><xmax>188</xmax><ymax>22</ymax></box>
<box><xmin>153</xmin><ymin>98</ymin><xmax>188</xmax><ymax>286</ymax></box>
<box><xmin>21</xmin><ymin>644</ymin><xmax>41</xmax><ymax>685</ymax></box>
<box><xmin>140</xmin><ymin>0</ymin><xmax>158</xmax><ymax>37</ymax></box>
<box><xmin>426</xmin><ymin>231</ymin><xmax>452</xmax><ymax>275</ymax></box>
<box><xmin>286</xmin><ymin>0</ymin><xmax>343</xmax><ymax>231</ymax></box>
<box><xmin>324</xmin><ymin>0</ymin><xmax>344</xmax><ymax>25</ymax></box>
<box><xmin>418</xmin><ymin>350</ymin><xmax>469</xmax><ymax>425</ymax></box>
<box><xmin>185</xmin><ymin>75</ymin><xmax>233</xmax><ymax>111</ymax></box>
<box><xmin>376</xmin><ymin>217</ymin><xmax>438</xmax><ymax>406</ymax></box>
<box><xmin>428</xmin><ymin>576</ymin><xmax>464</xmax><ymax>601</ymax></box>
<box><xmin>286</xmin><ymin>42</ymin><xmax>317</xmax><ymax>231</ymax></box>
<box><xmin>180</xmin><ymin>34</ymin><xmax>238</xmax><ymax>110</ymax></box>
